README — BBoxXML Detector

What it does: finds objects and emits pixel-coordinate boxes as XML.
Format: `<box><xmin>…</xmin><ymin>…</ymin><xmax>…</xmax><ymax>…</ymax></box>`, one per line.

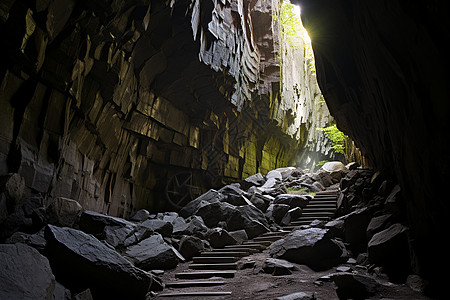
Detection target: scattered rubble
<box><xmin>0</xmin><ymin>162</ymin><xmax>432</xmax><ymax>299</ymax></box>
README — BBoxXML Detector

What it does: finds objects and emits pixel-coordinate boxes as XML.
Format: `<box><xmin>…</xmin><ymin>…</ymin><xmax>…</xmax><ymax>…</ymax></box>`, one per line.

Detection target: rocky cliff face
<box><xmin>0</xmin><ymin>0</ymin><xmax>329</xmax><ymax>217</ymax></box>
<box><xmin>296</xmin><ymin>0</ymin><xmax>450</xmax><ymax>294</ymax></box>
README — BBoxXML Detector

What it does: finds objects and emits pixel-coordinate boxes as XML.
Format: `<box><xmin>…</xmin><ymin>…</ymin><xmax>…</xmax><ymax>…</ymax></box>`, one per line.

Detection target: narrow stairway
<box><xmin>282</xmin><ymin>188</ymin><xmax>339</xmax><ymax>230</ymax></box>
<box><xmin>156</xmin><ymin>231</ymin><xmax>289</xmax><ymax>298</ymax></box>
<box><xmin>156</xmin><ymin>188</ymin><xmax>339</xmax><ymax>298</ymax></box>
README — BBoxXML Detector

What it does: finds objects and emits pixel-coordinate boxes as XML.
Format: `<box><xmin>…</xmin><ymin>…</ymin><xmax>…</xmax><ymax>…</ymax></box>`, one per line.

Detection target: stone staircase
<box><xmin>156</xmin><ymin>189</ymin><xmax>339</xmax><ymax>298</ymax></box>
<box><xmin>157</xmin><ymin>231</ymin><xmax>289</xmax><ymax>298</ymax></box>
<box><xmin>282</xmin><ymin>189</ymin><xmax>339</xmax><ymax>230</ymax></box>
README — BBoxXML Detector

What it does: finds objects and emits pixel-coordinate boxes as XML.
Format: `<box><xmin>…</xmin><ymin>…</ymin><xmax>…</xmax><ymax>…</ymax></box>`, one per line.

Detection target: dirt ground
<box><xmin>154</xmin><ymin>250</ymin><xmax>433</xmax><ymax>300</ymax></box>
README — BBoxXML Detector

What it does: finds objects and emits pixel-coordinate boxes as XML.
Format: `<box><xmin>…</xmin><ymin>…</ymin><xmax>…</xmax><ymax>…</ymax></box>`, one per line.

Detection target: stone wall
<box><xmin>295</xmin><ymin>0</ymin><xmax>450</xmax><ymax>293</ymax></box>
<box><xmin>0</xmin><ymin>0</ymin><xmax>331</xmax><ymax>217</ymax></box>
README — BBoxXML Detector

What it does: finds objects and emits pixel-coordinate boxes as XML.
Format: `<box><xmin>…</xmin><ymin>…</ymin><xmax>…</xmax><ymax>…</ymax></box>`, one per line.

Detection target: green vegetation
<box><xmin>278</xmin><ymin>1</ymin><xmax>302</xmax><ymax>49</ymax></box>
<box><xmin>286</xmin><ymin>186</ymin><xmax>316</xmax><ymax>196</ymax></box>
<box><xmin>316</xmin><ymin>160</ymin><xmax>330</xmax><ymax>167</ymax></box>
<box><xmin>316</xmin><ymin>124</ymin><xmax>347</xmax><ymax>154</ymax></box>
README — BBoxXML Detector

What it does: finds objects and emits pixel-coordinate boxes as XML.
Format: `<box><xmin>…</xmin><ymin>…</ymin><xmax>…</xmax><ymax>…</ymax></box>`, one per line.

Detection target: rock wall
<box><xmin>296</xmin><ymin>0</ymin><xmax>450</xmax><ymax>293</ymax></box>
<box><xmin>0</xmin><ymin>0</ymin><xmax>330</xmax><ymax>217</ymax></box>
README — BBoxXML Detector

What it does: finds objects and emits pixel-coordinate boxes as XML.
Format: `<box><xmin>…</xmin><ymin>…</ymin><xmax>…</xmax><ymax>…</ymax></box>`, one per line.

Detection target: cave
<box><xmin>0</xmin><ymin>0</ymin><xmax>448</xmax><ymax>299</ymax></box>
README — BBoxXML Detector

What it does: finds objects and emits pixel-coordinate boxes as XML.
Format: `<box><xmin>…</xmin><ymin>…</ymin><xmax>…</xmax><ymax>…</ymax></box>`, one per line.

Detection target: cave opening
<box><xmin>0</xmin><ymin>0</ymin><xmax>448</xmax><ymax>299</ymax></box>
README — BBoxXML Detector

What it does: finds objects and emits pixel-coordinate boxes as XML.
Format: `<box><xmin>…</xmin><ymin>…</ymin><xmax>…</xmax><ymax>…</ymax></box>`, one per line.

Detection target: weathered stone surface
<box><xmin>46</xmin><ymin>197</ymin><xmax>82</xmax><ymax>227</ymax></box>
<box><xmin>229</xmin><ymin>205</ymin><xmax>270</xmax><ymax>238</ymax></box>
<box><xmin>275</xmin><ymin>292</ymin><xmax>315</xmax><ymax>300</ymax></box>
<box><xmin>207</xmin><ymin>227</ymin><xmax>237</xmax><ymax>248</ymax></box>
<box><xmin>44</xmin><ymin>225</ymin><xmax>153</xmax><ymax>298</ymax></box>
<box><xmin>140</xmin><ymin>219</ymin><xmax>173</xmax><ymax>237</ymax></box>
<box><xmin>263</xmin><ymin>258</ymin><xmax>296</xmax><ymax>275</ymax></box>
<box><xmin>343</xmin><ymin>207</ymin><xmax>371</xmax><ymax>254</ymax></box>
<box><xmin>368</xmin><ymin>223</ymin><xmax>410</xmax><ymax>281</ymax></box>
<box><xmin>274</xmin><ymin>194</ymin><xmax>310</xmax><ymax>209</ymax></box>
<box><xmin>331</xmin><ymin>272</ymin><xmax>379</xmax><ymax>300</ymax></box>
<box><xmin>228</xmin><ymin>229</ymin><xmax>248</xmax><ymax>244</ymax></box>
<box><xmin>281</xmin><ymin>207</ymin><xmax>303</xmax><ymax>226</ymax></box>
<box><xmin>241</xmin><ymin>173</ymin><xmax>266</xmax><ymax>190</ymax></box>
<box><xmin>179</xmin><ymin>235</ymin><xmax>204</xmax><ymax>259</ymax></box>
<box><xmin>179</xmin><ymin>190</ymin><xmax>225</xmax><ymax>219</ymax></box>
<box><xmin>0</xmin><ymin>243</ymin><xmax>55</xmax><ymax>300</ymax></box>
<box><xmin>130</xmin><ymin>209</ymin><xmax>150</xmax><ymax>222</ymax></box>
<box><xmin>0</xmin><ymin>173</ymin><xmax>25</xmax><ymax>211</ymax></box>
<box><xmin>79</xmin><ymin>210</ymin><xmax>134</xmax><ymax>235</ymax></box>
<box><xmin>266</xmin><ymin>204</ymin><xmax>290</xmax><ymax>224</ymax></box>
<box><xmin>125</xmin><ymin>233</ymin><xmax>179</xmax><ymax>270</ymax></box>
<box><xmin>269</xmin><ymin>228</ymin><xmax>346</xmax><ymax>271</ymax></box>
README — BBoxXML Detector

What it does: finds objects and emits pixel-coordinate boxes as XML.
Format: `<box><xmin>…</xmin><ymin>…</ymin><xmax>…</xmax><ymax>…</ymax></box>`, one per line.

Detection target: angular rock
<box><xmin>321</xmin><ymin>161</ymin><xmax>347</xmax><ymax>173</ymax></box>
<box><xmin>130</xmin><ymin>209</ymin><xmax>150</xmax><ymax>222</ymax></box>
<box><xmin>266</xmin><ymin>203</ymin><xmax>290</xmax><ymax>224</ymax></box>
<box><xmin>206</xmin><ymin>227</ymin><xmax>237</xmax><ymax>248</ymax></box>
<box><xmin>179</xmin><ymin>189</ymin><xmax>225</xmax><ymax>218</ymax></box>
<box><xmin>140</xmin><ymin>219</ymin><xmax>173</xmax><ymax>237</ymax></box>
<box><xmin>274</xmin><ymin>194</ymin><xmax>310</xmax><ymax>209</ymax></box>
<box><xmin>266</xmin><ymin>170</ymin><xmax>283</xmax><ymax>180</ymax></box>
<box><xmin>53</xmin><ymin>281</ymin><xmax>71</xmax><ymax>300</ymax></box>
<box><xmin>46</xmin><ymin>197</ymin><xmax>83</xmax><ymax>227</ymax></box>
<box><xmin>172</xmin><ymin>215</ymin><xmax>208</xmax><ymax>236</ymax></box>
<box><xmin>275</xmin><ymin>292</ymin><xmax>315</xmax><ymax>300</ymax></box>
<box><xmin>331</xmin><ymin>272</ymin><xmax>379</xmax><ymax>300</ymax></box>
<box><xmin>228</xmin><ymin>205</ymin><xmax>270</xmax><ymax>238</ymax></box>
<box><xmin>179</xmin><ymin>235</ymin><xmax>204</xmax><ymax>259</ymax></box>
<box><xmin>269</xmin><ymin>228</ymin><xmax>346</xmax><ymax>271</ymax></box>
<box><xmin>125</xmin><ymin>233</ymin><xmax>179</xmax><ymax>270</ymax></box>
<box><xmin>240</xmin><ymin>173</ymin><xmax>265</xmax><ymax>190</ymax></box>
<box><xmin>228</xmin><ymin>229</ymin><xmax>248</xmax><ymax>244</ymax></box>
<box><xmin>104</xmin><ymin>224</ymin><xmax>136</xmax><ymax>248</ymax></box>
<box><xmin>249</xmin><ymin>193</ymin><xmax>271</xmax><ymax>212</ymax></box>
<box><xmin>45</xmin><ymin>225</ymin><xmax>153</xmax><ymax>299</ymax></box>
<box><xmin>0</xmin><ymin>243</ymin><xmax>55</xmax><ymax>300</ymax></box>
<box><xmin>366</xmin><ymin>214</ymin><xmax>393</xmax><ymax>240</ymax></box>
<box><xmin>195</xmin><ymin>201</ymin><xmax>239</xmax><ymax>228</ymax></box>
<box><xmin>281</xmin><ymin>207</ymin><xmax>303</xmax><ymax>226</ymax></box>
<box><xmin>368</xmin><ymin>223</ymin><xmax>410</xmax><ymax>282</ymax></box>
<box><xmin>343</xmin><ymin>207</ymin><xmax>371</xmax><ymax>254</ymax></box>
<box><xmin>324</xmin><ymin>219</ymin><xmax>345</xmax><ymax>239</ymax></box>
<box><xmin>263</xmin><ymin>258</ymin><xmax>296</xmax><ymax>275</ymax></box>
<box><xmin>79</xmin><ymin>210</ymin><xmax>134</xmax><ymax>235</ymax></box>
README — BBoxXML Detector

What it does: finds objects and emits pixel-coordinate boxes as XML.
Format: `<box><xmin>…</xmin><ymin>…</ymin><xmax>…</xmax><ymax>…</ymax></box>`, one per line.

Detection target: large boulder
<box><xmin>178</xmin><ymin>235</ymin><xmax>205</xmax><ymax>259</ymax></box>
<box><xmin>179</xmin><ymin>189</ymin><xmax>225</xmax><ymax>218</ymax></box>
<box><xmin>240</xmin><ymin>173</ymin><xmax>265</xmax><ymax>190</ymax></box>
<box><xmin>265</xmin><ymin>204</ymin><xmax>290</xmax><ymax>224</ymax></box>
<box><xmin>195</xmin><ymin>201</ymin><xmax>239</xmax><ymax>228</ymax></box>
<box><xmin>274</xmin><ymin>194</ymin><xmax>310</xmax><ymax>209</ymax></box>
<box><xmin>125</xmin><ymin>233</ymin><xmax>180</xmax><ymax>270</ymax></box>
<box><xmin>79</xmin><ymin>210</ymin><xmax>134</xmax><ymax>236</ymax></box>
<box><xmin>263</xmin><ymin>258</ymin><xmax>296</xmax><ymax>275</ymax></box>
<box><xmin>44</xmin><ymin>225</ymin><xmax>154</xmax><ymax>299</ymax></box>
<box><xmin>45</xmin><ymin>197</ymin><xmax>83</xmax><ymax>227</ymax></box>
<box><xmin>140</xmin><ymin>219</ymin><xmax>173</xmax><ymax>237</ymax></box>
<box><xmin>268</xmin><ymin>228</ymin><xmax>347</xmax><ymax>271</ymax></box>
<box><xmin>228</xmin><ymin>205</ymin><xmax>270</xmax><ymax>238</ymax></box>
<box><xmin>0</xmin><ymin>243</ymin><xmax>55</xmax><ymax>300</ymax></box>
<box><xmin>206</xmin><ymin>227</ymin><xmax>237</xmax><ymax>248</ymax></box>
<box><xmin>368</xmin><ymin>223</ymin><xmax>410</xmax><ymax>282</ymax></box>
<box><xmin>343</xmin><ymin>207</ymin><xmax>372</xmax><ymax>254</ymax></box>
<box><xmin>331</xmin><ymin>272</ymin><xmax>379</xmax><ymax>300</ymax></box>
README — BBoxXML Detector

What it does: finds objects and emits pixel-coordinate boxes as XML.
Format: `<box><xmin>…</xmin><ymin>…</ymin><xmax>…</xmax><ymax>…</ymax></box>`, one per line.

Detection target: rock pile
<box><xmin>0</xmin><ymin>161</ymin><xmax>421</xmax><ymax>298</ymax></box>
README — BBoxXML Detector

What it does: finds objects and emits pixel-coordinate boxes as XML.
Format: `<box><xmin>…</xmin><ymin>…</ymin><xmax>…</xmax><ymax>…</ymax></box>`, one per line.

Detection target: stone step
<box><xmin>243</xmin><ymin>240</ymin><xmax>272</xmax><ymax>246</ymax></box>
<box><xmin>158</xmin><ymin>291</ymin><xmax>232</xmax><ymax>297</ymax></box>
<box><xmin>215</xmin><ymin>247</ymin><xmax>259</xmax><ymax>253</ymax></box>
<box><xmin>164</xmin><ymin>281</ymin><xmax>226</xmax><ymax>288</ymax></box>
<box><xmin>189</xmin><ymin>263</ymin><xmax>238</xmax><ymax>270</ymax></box>
<box><xmin>175</xmin><ymin>271</ymin><xmax>236</xmax><ymax>279</ymax></box>
<box><xmin>200</xmin><ymin>251</ymin><xmax>248</xmax><ymax>257</ymax></box>
<box><xmin>224</xmin><ymin>243</ymin><xmax>264</xmax><ymax>250</ymax></box>
<box><xmin>252</xmin><ymin>235</ymin><xmax>284</xmax><ymax>242</ymax></box>
<box><xmin>261</xmin><ymin>231</ymin><xmax>290</xmax><ymax>236</ymax></box>
<box><xmin>192</xmin><ymin>256</ymin><xmax>237</xmax><ymax>264</ymax></box>
<box><xmin>300</xmin><ymin>212</ymin><xmax>335</xmax><ymax>217</ymax></box>
<box><xmin>302</xmin><ymin>207</ymin><xmax>336</xmax><ymax>213</ymax></box>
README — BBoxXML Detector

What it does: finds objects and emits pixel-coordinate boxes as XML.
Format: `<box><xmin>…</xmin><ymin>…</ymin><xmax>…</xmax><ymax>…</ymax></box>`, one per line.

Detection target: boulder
<box><xmin>130</xmin><ymin>209</ymin><xmax>150</xmax><ymax>222</ymax></box>
<box><xmin>44</xmin><ymin>225</ymin><xmax>153</xmax><ymax>299</ymax></box>
<box><xmin>46</xmin><ymin>197</ymin><xmax>83</xmax><ymax>227</ymax></box>
<box><xmin>206</xmin><ymin>227</ymin><xmax>237</xmax><ymax>248</ymax></box>
<box><xmin>320</xmin><ymin>161</ymin><xmax>347</xmax><ymax>173</ymax></box>
<box><xmin>228</xmin><ymin>229</ymin><xmax>248</xmax><ymax>244</ymax></box>
<box><xmin>179</xmin><ymin>189</ymin><xmax>225</xmax><ymax>218</ymax></box>
<box><xmin>240</xmin><ymin>173</ymin><xmax>265</xmax><ymax>190</ymax></box>
<box><xmin>195</xmin><ymin>201</ymin><xmax>239</xmax><ymax>228</ymax></box>
<box><xmin>368</xmin><ymin>223</ymin><xmax>410</xmax><ymax>282</ymax></box>
<box><xmin>266</xmin><ymin>204</ymin><xmax>290</xmax><ymax>224</ymax></box>
<box><xmin>343</xmin><ymin>207</ymin><xmax>371</xmax><ymax>254</ymax></box>
<box><xmin>79</xmin><ymin>210</ymin><xmax>134</xmax><ymax>236</ymax></box>
<box><xmin>125</xmin><ymin>233</ymin><xmax>180</xmax><ymax>270</ymax></box>
<box><xmin>172</xmin><ymin>215</ymin><xmax>208</xmax><ymax>236</ymax></box>
<box><xmin>179</xmin><ymin>235</ymin><xmax>204</xmax><ymax>259</ymax></box>
<box><xmin>274</xmin><ymin>194</ymin><xmax>310</xmax><ymax>208</ymax></box>
<box><xmin>273</xmin><ymin>167</ymin><xmax>298</xmax><ymax>180</ymax></box>
<box><xmin>269</xmin><ymin>228</ymin><xmax>346</xmax><ymax>271</ymax></box>
<box><xmin>263</xmin><ymin>258</ymin><xmax>296</xmax><ymax>275</ymax></box>
<box><xmin>0</xmin><ymin>243</ymin><xmax>55</xmax><ymax>300</ymax></box>
<box><xmin>104</xmin><ymin>224</ymin><xmax>137</xmax><ymax>248</ymax></box>
<box><xmin>266</xmin><ymin>170</ymin><xmax>283</xmax><ymax>180</ymax></box>
<box><xmin>280</xmin><ymin>207</ymin><xmax>303</xmax><ymax>226</ymax></box>
<box><xmin>140</xmin><ymin>219</ymin><xmax>173</xmax><ymax>237</ymax></box>
<box><xmin>275</xmin><ymin>292</ymin><xmax>315</xmax><ymax>300</ymax></box>
<box><xmin>228</xmin><ymin>205</ymin><xmax>270</xmax><ymax>238</ymax></box>
<box><xmin>53</xmin><ymin>281</ymin><xmax>72</xmax><ymax>300</ymax></box>
<box><xmin>331</xmin><ymin>272</ymin><xmax>379</xmax><ymax>300</ymax></box>
<box><xmin>366</xmin><ymin>214</ymin><xmax>393</xmax><ymax>240</ymax></box>
<box><xmin>249</xmin><ymin>193</ymin><xmax>271</xmax><ymax>212</ymax></box>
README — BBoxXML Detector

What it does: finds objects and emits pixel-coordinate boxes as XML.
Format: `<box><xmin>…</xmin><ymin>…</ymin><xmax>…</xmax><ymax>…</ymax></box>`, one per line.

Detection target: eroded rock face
<box><xmin>296</xmin><ymin>0</ymin><xmax>449</xmax><ymax>293</ymax></box>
